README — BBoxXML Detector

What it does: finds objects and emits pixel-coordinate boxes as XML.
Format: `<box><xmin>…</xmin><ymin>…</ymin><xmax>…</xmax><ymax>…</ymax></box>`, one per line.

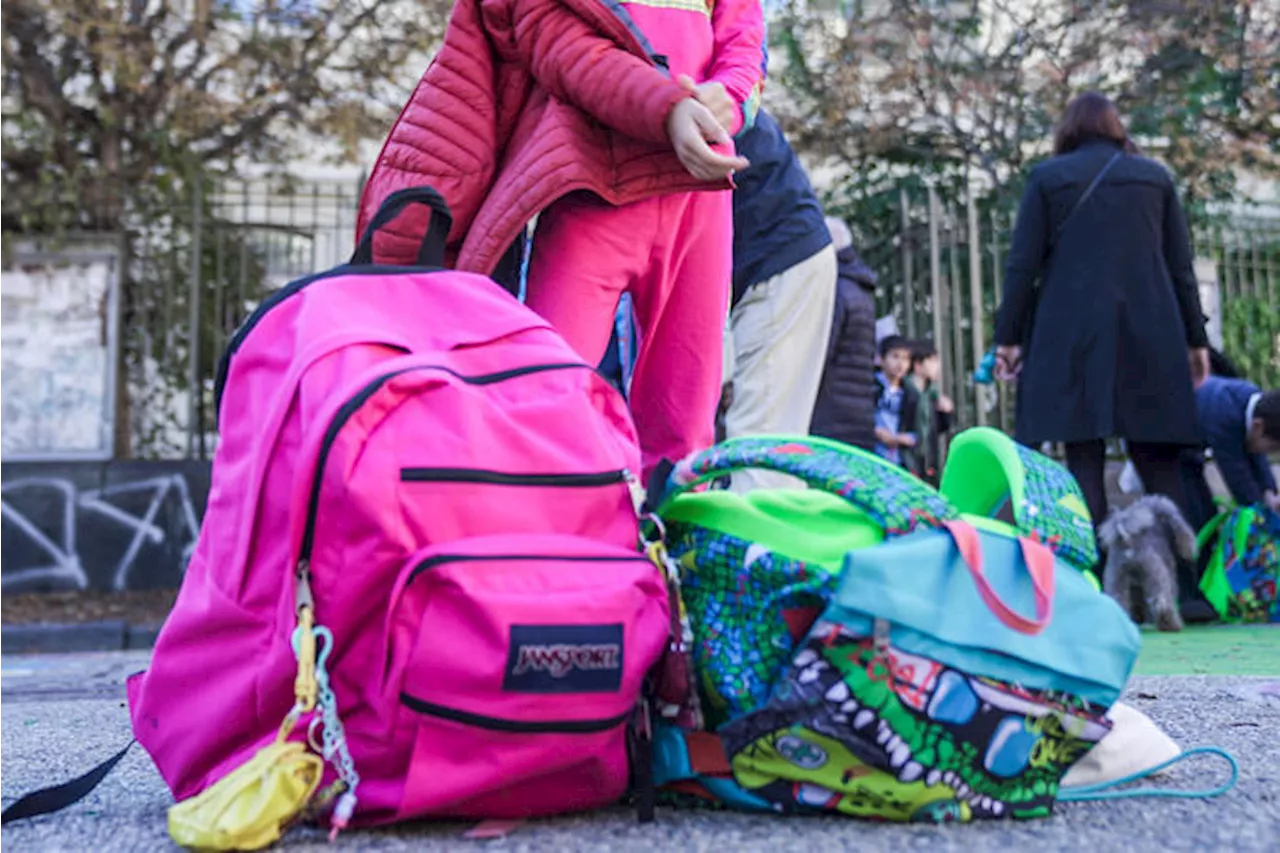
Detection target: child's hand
<box><xmin>666</xmin><ymin>98</ymin><xmax>749</xmax><ymax>181</ymax></box>
<box><xmin>874</xmin><ymin>427</ymin><xmax>897</xmax><ymax>447</ymax></box>
<box><xmin>937</xmin><ymin>394</ymin><xmax>954</xmax><ymax>414</ymax></box>
<box><xmin>897</xmin><ymin>434</ymin><xmax>917</xmax><ymax>448</ymax></box>
<box><xmin>679</xmin><ymin>75</ymin><xmax>736</xmax><ymax>135</ymax></box>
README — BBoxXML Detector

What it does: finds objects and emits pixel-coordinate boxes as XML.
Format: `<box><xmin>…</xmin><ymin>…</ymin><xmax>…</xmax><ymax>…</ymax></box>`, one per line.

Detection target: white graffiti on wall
<box><xmin>0</xmin><ymin>474</ymin><xmax>200</xmax><ymax>591</ymax></box>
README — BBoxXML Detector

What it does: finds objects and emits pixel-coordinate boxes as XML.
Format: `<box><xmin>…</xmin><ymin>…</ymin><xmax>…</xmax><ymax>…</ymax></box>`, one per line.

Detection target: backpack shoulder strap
<box><xmin>1196</xmin><ymin>508</ymin><xmax>1241</xmax><ymax>618</ymax></box>
<box><xmin>1196</xmin><ymin>508</ymin><xmax>1233</xmax><ymax>555</ymax></box>
<box><xmin>654</xmin><ymin>436</ymin><xmax>957</xmax><ymax>535</ymax></box>
<box><xmin>1051</xmin><ymin>150</ymin><xmax>1123</xmax><ymax>251</ymax></box>
<box><xmin>0</xmin><ymin>741</ymin><xmax>134</xmax><ymax>825</ymax></box>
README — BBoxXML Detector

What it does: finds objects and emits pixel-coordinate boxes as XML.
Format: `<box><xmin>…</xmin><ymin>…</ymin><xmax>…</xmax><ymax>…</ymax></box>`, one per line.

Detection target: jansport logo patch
<box><xmin>503</xmin><ymin>624</ymin><xmax>624</xmax><ymax>693</ymax></box>
<box><xmin>512</xmin><ymin>644</ymin><xmax>621</xmax><ymax>677</ymax></box>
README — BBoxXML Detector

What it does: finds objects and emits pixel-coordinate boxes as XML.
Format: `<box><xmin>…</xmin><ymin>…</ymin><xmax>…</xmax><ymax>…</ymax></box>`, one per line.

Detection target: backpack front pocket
<box><xmin>384</xmin><ymin>533</ymin><xmax>670</xmax><ymax>820</ymax></box>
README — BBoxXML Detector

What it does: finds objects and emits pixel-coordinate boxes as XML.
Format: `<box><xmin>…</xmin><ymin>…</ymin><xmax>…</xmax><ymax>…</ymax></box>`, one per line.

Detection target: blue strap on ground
<box><xmin>1057</xmin><ymin>746</ymin><xmax>1238</xmax><ymax>802</ymax></box>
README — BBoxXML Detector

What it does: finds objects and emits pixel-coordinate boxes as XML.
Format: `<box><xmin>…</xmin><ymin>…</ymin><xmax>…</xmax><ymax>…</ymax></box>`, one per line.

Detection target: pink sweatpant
<box><xmin>525</xmin><ymin>190</ymin><xmax>732</xmax><ymax>481</ymax></box>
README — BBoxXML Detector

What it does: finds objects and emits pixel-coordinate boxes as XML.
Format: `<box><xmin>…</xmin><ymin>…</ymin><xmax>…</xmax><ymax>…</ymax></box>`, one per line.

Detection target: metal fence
<box><xmin>4</xmin><ymin>174</ymin><xmax>1277</xmax><ymax>460</ymax></box>
<box><xmin>2</xmin><ymin>176</ymin><xmax>364</xmax><ymax>460</ymax></box>
<box><xmin>859</xmin><ymin>184</ymin><xmax>1280</xmax><ymax>444</ymax></box>
<box><xmin>139</xmin><ymin>177</ymin><xmax>365</xmax><ymax>459</ymax></box>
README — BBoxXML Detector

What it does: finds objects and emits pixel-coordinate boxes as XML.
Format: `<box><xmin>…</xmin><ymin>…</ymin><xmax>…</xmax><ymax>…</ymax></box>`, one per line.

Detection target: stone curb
<box><xmin>2</xmin><ymin>621</ymin><xmax>163</xmax><ymax>654</ymax></box>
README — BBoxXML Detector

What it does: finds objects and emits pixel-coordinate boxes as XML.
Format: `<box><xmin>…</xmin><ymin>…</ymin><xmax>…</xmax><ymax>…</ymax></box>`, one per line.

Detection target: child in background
<box><xmin>874</xmin><ymin>335</ymin><xmax>920</xmax><ymax>468</ymax></box>
<box><xmin>908</xmin><ymin>340</ymin><xmax>955</xmax><ymax>485</ymax></box>
<box><xmin>809</xmin><ymin>217</ymin><xmax>878</xmax><ymax>452</ymax></box>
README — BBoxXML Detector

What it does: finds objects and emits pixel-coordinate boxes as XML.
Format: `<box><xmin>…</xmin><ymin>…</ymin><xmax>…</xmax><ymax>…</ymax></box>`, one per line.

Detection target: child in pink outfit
<box><xmin>524</xmin><ymin>0</ymin><xmax>765</xmax><ymax>482</ymax></box>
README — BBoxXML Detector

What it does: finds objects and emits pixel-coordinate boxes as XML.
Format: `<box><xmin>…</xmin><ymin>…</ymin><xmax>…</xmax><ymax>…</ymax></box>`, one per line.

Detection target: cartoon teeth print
<box><xmin>720</xmin><ymin>621</ymin><xmax>1112</xmax><ymax>822</ymax></box>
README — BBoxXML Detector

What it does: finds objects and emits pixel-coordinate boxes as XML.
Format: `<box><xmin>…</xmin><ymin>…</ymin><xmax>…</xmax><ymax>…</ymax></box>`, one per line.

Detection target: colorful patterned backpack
<box><xmin>650</xmin><ymin>430</ymin><xmax>1140</xmax><ymax>821</ymax></box>
<box><xmin>650</xmin><ymin>430</ymin><xmax>1100</xmax><ymax>733</ymax></box>
<box><xmin>713</xmin><ymin>519</ymin><xmax>1138</xmax><ymax>821</ymax></box>
<box><xmin>651</xmin><ymin>436</ymin><xmax>955</xmax><ymax>730</ymax></box>
<box><xmin>1198</xmin><ymin>504</ymin><xmax>1280</xmax><ymax>623</ymax></box>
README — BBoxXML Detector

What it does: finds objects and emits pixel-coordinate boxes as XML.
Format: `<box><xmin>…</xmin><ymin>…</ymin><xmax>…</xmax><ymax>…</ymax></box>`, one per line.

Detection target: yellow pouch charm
<box><xmin>167</xmin><ymin>739</ymin><xmax>323</xmax><ymax>851</ymax></box>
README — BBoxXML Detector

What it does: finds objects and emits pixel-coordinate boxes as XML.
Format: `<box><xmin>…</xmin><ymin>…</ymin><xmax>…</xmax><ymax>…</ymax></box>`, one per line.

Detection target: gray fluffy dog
<box><xmin>1097</xmin><ymin>494</ymin><xmax>1198</xmax><ymax>632</ymax></box>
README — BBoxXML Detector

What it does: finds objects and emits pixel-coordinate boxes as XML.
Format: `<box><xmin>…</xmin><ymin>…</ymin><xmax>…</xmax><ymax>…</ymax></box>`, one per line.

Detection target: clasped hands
<box><xmin>665</xmin><ymin>75</ymin><xmax>749</xmax><ymax>181</ymax></box>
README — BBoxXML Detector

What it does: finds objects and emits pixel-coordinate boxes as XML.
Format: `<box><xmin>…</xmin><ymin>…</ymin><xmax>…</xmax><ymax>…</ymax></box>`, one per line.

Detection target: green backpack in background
<box><xmin>1198</xmin><ymin>504</ymin><xmax>1280</xmax><ymax>623</ymax></box>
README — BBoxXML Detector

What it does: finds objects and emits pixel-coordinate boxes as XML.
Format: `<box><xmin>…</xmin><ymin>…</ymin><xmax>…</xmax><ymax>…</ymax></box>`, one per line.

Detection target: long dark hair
<box><xmin>1053</xmin><ymin>92</ymin><xmax>1137</xmax><ymax>156</ymax></box>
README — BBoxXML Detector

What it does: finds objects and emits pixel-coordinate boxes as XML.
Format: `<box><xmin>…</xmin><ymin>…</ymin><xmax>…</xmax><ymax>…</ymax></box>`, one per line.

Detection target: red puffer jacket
<box><xmin>357</xmin><ymin>0</ymin><xmax>733</xmax><ymax>274</ymax></box>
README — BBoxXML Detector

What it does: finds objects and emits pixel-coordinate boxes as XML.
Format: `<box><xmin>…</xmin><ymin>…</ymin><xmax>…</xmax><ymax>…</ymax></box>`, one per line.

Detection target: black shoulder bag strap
<box><xmin>1014</xmin><ymin>150</ymin><xmax>1123</xmax><ymax>350</ymax></box>
<box><xmin>1051</xmin><ymin>150</ymin><xmax>1123</xmax><ymax>251</ymax></box>
<box><xmin>1</xmin><ymin>740</ymin><xmax>135</xmax><ymax>824</ymax></box>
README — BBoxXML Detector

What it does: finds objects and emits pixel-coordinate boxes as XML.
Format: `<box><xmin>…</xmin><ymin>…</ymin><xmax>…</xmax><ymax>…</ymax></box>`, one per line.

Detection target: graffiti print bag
<box><xmin>715</xmin><ymin>520</ymin><xmax>1141</xmax><ymax>822</ymax></box>
<box><xmin>651</xmin><ymin>437</ymin><xmax>957</xmax><ymax>730</ymax></box>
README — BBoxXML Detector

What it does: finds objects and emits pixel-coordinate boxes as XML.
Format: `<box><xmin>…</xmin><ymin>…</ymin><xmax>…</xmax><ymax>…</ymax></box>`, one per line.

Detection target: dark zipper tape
<box><xmin>400</xmin><ymin>469</ymin><xmax>626</xmax><ymax>486</ymax></box>
<box><xmin>298</xmin><ymin>362</ymin><xmax>588</xmax><ymax>564</ymax></box>
<box><xmin>400</xmin><ymin>694</ymin><xmax>631</xmax><ymax>734</ymax></box>
<box><xmin>213</xmin><ymin>264</ymin><xmax>442</xmax><ymax>418</ymax></box>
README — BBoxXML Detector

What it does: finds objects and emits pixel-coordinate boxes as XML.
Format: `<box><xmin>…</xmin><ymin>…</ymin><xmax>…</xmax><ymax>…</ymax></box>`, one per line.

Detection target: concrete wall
<box><xmin>1</xmin><ymin>461</ymin><xmax>209</xmax><ymax>593</ymax></box>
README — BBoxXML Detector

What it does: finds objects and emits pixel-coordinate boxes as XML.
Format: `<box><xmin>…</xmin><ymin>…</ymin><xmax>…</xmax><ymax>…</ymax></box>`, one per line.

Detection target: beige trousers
<box><xmin>723</xmin><ymin>244</ymin><xmax>838</xmax><ymax>492</ymax></box>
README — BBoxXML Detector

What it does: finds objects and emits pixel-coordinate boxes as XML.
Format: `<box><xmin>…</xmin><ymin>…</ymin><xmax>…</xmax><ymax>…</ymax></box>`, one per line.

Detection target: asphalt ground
<box><xmin>2</xmin><ymin>628</ymin><xmax>1277</xmax><ymax>852</ymax></box>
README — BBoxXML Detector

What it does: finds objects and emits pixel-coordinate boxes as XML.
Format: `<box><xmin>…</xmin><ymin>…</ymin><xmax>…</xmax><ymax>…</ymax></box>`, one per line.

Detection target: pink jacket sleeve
<box><xmin>487</xmin><ymin>0</ymin><xmax>690</xmax><ymax>144</ymax></box>
<box><xmin>705</xmin><ymin>0</ymin><xmax>766</xmax><ymax>136</ymax></box>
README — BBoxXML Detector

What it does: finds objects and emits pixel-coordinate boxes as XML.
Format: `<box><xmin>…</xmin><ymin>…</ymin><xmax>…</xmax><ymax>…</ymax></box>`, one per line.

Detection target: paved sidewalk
<box><xmin>3</xmin><ymin>649</ymin><xmax>1277</xmax><ymax>852</ymax></box>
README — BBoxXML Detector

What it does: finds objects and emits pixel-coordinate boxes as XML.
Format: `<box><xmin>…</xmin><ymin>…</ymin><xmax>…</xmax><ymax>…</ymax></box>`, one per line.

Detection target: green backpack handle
<box><xmin>940</xmin><ymin>427</ymin><xmax>1098</xmax><ymax>571</ymax></box>
<box><xmin>654</xmin><ymin>435</ymin><xmax>958</xmax><ymax>536</ymax></box>
<box><xmin>1195</xmin><ymin>507</ymin><xmax>1234</xmax><ymax>557</ymax></box>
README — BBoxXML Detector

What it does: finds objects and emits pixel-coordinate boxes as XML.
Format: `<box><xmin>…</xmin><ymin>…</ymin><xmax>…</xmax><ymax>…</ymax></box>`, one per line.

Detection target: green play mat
<box><xmin>1133</xmin><ymin>624</ymin><xmax>1279</xmax><ymax>676</ymax></box>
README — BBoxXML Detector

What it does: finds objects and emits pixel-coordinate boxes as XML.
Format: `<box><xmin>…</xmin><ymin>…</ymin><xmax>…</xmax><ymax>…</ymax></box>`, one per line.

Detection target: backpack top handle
<box><xmin>351</xmin><ymin>186</ymin><xmax>453</xmax><ymax>268</ymax></box>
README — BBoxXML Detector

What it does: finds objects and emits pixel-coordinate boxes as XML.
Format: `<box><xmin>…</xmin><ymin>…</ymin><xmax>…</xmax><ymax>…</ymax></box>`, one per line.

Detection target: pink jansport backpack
<box><xmin>126</xmin><ymin>188</ymin><xmax>673</xmax><ymax>832</ymax></box>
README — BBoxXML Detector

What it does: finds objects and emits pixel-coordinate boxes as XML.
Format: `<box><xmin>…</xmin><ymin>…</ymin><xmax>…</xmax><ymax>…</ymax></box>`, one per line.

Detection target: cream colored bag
<box><xmin>1062</xmin><ymin>701</ymin><xmax>1179</xmax><ymax>787</ymax></box>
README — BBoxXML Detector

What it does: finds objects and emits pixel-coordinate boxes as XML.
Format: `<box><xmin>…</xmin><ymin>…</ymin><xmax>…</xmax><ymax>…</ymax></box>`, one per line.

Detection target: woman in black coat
<box><xmin>993</xmin><ymin>92</ymin><xmax>1210</xmax><ymax>537</ymax></box>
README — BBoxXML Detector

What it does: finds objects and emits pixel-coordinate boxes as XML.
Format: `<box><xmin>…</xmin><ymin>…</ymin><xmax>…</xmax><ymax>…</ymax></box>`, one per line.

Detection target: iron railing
<box><xmin>861</xmin><ymin>183</ymin><xmax>1280</xmax><ymax>443</ymax></box>
<box><xmin>4</xmin><ymin>174</ymin><xmax>1276</xmax><ymax>460</ymax></box>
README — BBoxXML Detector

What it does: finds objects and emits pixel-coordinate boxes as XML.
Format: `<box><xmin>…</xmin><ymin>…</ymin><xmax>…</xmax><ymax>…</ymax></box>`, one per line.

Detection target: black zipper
<box><xmin>297</xmin><ymin>361</ymin><xmax>589</xmax><ymax>565</ymax></box>
<box><xmin>401</xmin><ymin>693</ymin><xmax>631</xmax><ymax>734</ymax></box>
<box><xmin>213</xmin><ymin>262</ymin><xmax>441</xmax><ymax>420</ymax></box>
<box><xmin>407</xmin><ymin>552</ymin><xmax>648</xmax><ymax>585</ymax></box>
<box><xmin>400</xmin><ymin>469</ymin><xmax>626</xmax><ymax>487</ymax></box>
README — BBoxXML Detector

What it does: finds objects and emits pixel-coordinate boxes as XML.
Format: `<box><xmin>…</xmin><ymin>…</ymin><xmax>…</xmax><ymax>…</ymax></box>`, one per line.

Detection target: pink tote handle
<box><xmin>943</xmin><ymin>520</ymin><xmax>1055</xmax><ymax>636</ymax></box>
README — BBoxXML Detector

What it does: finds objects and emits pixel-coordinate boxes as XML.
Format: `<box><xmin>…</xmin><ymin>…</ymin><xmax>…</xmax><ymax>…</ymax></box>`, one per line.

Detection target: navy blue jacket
<box><xmin>731</xmin><ymin>110</ymin><xmax>831</xmax><ymax>305</ymax></box>
<box><xmin>809</xmin><ymin>245</ymin><xmax>878</xmax><ymax>450</ymax></box>
<box><xmin>1195</xmin><ymin>376</ymin><xmax>1277</xmax><ymax>505</ymax></box>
